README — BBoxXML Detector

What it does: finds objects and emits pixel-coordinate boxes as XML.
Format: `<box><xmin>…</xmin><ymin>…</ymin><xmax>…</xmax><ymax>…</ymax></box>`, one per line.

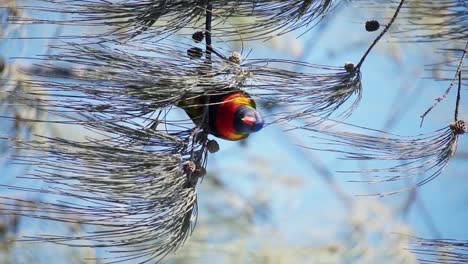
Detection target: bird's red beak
<box><xmin>241</xmin><ymin>115</ymin><xmax>256</xmax><ymax>126</ymax></box>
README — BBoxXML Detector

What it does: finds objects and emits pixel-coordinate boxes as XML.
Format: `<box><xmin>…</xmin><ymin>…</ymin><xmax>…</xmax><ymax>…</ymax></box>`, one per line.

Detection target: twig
<box><xmin>420</xmin><ymin>42</ymin><xmax>468</xmax><ymax>127</ymax></box>
<box><xmin>356</xmin><ymin>0</ymin><xmax>405</xmax><ymax>69</ymax></box>
<box><xmin>203</xmin><ymin>3</ymin><xmax>226</xmax><ymax>61</ymax></box>
<box><xmin>455</xmin><ymin>70</ymin><xmax>462</xmax><ymax>121</ymax></box>
<box><xmin>204</xmin><ymin>1</ymin><xmax>213</xmax><ymax>67</ymax></box>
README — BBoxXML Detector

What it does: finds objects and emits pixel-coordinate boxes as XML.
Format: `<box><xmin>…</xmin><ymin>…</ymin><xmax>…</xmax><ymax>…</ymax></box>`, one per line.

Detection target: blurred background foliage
<box><xmin>0</xmin><ymin>0</ymin><xmax>467</xmax><ymax>263</ymax></box>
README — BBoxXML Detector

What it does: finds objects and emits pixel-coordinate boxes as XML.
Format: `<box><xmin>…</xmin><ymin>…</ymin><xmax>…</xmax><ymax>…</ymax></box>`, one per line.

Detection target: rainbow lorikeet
<box><xmin>179</xmin><ymin>90</ymin><xmax>264</xmax><ymax>141</ymax></box>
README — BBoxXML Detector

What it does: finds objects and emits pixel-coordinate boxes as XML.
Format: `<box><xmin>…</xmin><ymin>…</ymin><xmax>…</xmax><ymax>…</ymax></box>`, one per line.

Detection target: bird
<box><xmin>179</xmin><ymin>90</ymin><xmax>264</xmax><ymax>141</ymax></box>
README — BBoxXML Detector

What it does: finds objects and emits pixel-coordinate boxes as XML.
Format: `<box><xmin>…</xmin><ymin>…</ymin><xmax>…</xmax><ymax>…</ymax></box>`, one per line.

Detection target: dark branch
<box><xmin>455</xmin><ymin>70</ymin><xmax>462</xmax><ymax>121</ymax></box>
<box><xmin>356</xmin><ymin>0</ymin><xmax>405</xmax><ymax>69</ymax></box>
<box><xmin>204</xmin><ymin>2</ymin><xmax>213</xmax><ymax>67</ymax></box>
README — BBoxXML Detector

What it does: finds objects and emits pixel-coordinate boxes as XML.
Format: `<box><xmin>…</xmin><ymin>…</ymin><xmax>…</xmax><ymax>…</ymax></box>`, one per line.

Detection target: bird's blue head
<box><xmin>234</xmin><ymin>106</ymin><xmax>265</xmax><ymax>134</ymax></box>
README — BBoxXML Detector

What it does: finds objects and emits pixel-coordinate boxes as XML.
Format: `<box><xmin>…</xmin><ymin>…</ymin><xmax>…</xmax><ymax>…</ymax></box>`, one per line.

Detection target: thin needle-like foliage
<box><xmin>354</xmin><ymin>0</ymin><xmax>467</xmax><ymax>42</ymax></box>
<box><xmin>12</xmin><ymin>0</ymin><xmax>338</xmax><ymax>40</ymax></box>
<box><xmin>0</xmin><ymin>59</ymin><xmax>49</xmax><ymax>154</ymax></box>
<box><xmin>11</xmin><ymin>37</ymin><xmax>362</xmax><ymax>126</ymax></box>
<box><xmin>297</xmin><ymin>120</ymin><xmax>466</xmax><ymax>196</ymax></box>
<box><xmin>399</xmin><ymin>0</ymin><xmax>468</xmax><ymax>42</ymax></box>
<box><xmin>426</xmin><ymin>45</ymin><xmax>468</xmax><ymax>86</ymax></box>
<box><xmin>408</xmin><ymin>237</ymin><xmax>468</xmax><ymax>264</ymax></box>
<box><xmin>2</xmin><ymin>31</ymin><xmax>364</xmax><ymax>264</ymax></box>
<box><xmin>247</xmin><ymin>60</ymin><xmax>362</xmax><ymax>123</ymax></box>
<box><xmin>1</xmin><ymin>122</ymin><xmax>205</xmax><ymax>263</ymax></box>
<box><xmin>1</xmin><ymin>4</ymin><xmax>364</xmax><ymax>259</ymax></box>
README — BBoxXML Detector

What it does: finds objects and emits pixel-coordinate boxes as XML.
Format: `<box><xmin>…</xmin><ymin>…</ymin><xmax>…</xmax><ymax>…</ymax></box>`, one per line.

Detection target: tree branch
<box><xmin>204</xmin><ymin>1</ymin><xmax>213</xmax><ymax>67</ymax></box>
<box><xmin>420</xmin><ymin>41</ymin><xmax>468</xmax><ymax>127</ymax></box>
<box><xmin>455</xmin><ymin>70</ymin><xmax>462</xmax><ymax>121</ymax></box>
<box><xmin>356</xmin><ymin>0</ymin><xmax>405</xmax><ymax>69</ymax></box>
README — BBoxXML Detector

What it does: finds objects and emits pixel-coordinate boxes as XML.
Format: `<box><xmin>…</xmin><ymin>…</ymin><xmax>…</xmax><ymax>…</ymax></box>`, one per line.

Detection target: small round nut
<box><xmin>228</xmin><ymin>52</ymin><xmax>242</xmax><ymax>64</ymax></box>
<box><xmin>173</xmin><ymin>154</ymin><xmax>182</xmax><ymax>161</ymax></box>
<box><xmin>193</xmin><ymin>166</ymin><xmax>207</xmax><ymax>178</ymax></box>
<box><xmin>207</xmin><ymin>139</ymin><xmax>220</xmax><ymax>153</ymax></box>
<box><xmin>365</xmin><ymin>20</ymin><xmax>380</xmax><ymax>32</ymax></box>
<box><xmin>187</xmin><ymin>47</ymin><xmax>203</xmax><ymax>59</ymax></box>
<box><xmin>192</xmin><ymin>31</ymin><xmax>204</xmax><ymax>42</ymax></box>
<box><xmin>182</xmin><ymin>161</ymin><xmax>196</xmax><ymax>175</ymax></box>
<box><xmin>450</xmin><ymin>120</ymin><xmax>466</xmax><ymax>134</ymax></box>
<box><xmin>0</xmin><ymin>57</ymin><xmax>5</xmax><ymax>73</ymax></box>
<box><xmin>344</xmin><ymin>62</ymin><xmax>355</xmax><ymax>72</ymax></box>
